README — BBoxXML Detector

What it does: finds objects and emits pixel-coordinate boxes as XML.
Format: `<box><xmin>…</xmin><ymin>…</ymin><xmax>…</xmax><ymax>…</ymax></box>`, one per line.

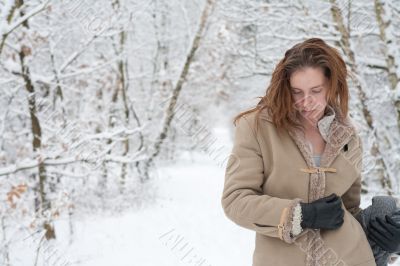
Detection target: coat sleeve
<box><xmin>342</xmin><ymin>134</ymin><xmax>363</xmax><ymax>219</ymax></box>
<box><xmin>221</xmin><ymin>115</ymin><xmax>308</xmax><ymax>244</ymax></box>
<box><xmin>342</xmin><ymin>175</ymin><xmax>362</xmax><ymax>219</ymax></box>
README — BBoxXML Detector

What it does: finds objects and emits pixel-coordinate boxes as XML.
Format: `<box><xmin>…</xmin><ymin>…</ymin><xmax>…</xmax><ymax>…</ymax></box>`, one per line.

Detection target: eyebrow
<box><xmin>291</xmin><ymin>84</ymin><xmax>324</xmax><ymax>91</ymax></box>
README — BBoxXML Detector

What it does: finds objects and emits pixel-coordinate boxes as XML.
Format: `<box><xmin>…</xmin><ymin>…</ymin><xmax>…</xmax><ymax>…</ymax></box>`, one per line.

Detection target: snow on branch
<box><xmin>0</xmin><ymin>0</ymin><xmax>50</xmax><ymax>36</ymax></box>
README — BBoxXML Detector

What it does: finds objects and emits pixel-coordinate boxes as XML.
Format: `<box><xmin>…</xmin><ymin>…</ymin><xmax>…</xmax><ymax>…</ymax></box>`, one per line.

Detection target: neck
<box><xmin>300</xmin><ymin>115</ymin><xmax>321</xmax><ymax>130</ymax></box>
<box><xmin>299</xmin><ymin>107</ymin><xmax>328</xmax><ymax>130</ymax></box>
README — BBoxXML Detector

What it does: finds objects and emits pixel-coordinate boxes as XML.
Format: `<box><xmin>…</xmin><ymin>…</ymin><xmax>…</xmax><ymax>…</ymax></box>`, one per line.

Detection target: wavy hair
<box><xmin>233</xmin><ymin>38</ymin><xmax>349</xmax><ymax>135</ymax></box>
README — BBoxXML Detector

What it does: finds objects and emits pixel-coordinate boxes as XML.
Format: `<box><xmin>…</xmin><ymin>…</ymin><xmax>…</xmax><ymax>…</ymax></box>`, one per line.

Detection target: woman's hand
<box><xmin>368</xmin><ymin>215</ymin><xmax>400</xmax><ymax>253</ymax></box>
<box><xmin>300</xmin><ymin>193</ymin><xmax>344</xmax><ymax>230</ymax></box>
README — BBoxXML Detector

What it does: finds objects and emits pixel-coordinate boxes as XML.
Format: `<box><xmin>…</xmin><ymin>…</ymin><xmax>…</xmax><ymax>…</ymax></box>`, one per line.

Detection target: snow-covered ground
<box><xmin>7</xmin><ymin>127</ymin><xmax>251</xmax><ymax>266</ymax></box>
<box><xmin>9</xmin><ymin>127</ymin><xmax>399</xmax><ymax>266</ymax></box>
<box><xmin>50</xmin><ymin>159</ymin><xmax>248</xmax><ymax>266</ymax></box>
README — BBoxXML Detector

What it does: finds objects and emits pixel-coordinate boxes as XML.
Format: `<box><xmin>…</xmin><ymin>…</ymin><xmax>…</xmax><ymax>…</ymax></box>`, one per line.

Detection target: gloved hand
<box><xmin>368</xmin><ymin>215</ymin><xmax>400</xmax><ymax>253</ymax></box>
<box><xmin>300</xmin><ymin>193</ymin><xmax>344</xmax><ymax>230</ymax></box>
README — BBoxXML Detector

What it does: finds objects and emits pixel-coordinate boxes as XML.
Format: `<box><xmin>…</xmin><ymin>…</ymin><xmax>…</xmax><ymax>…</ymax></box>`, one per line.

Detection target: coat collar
<box><xmin>316</xmin><ymin>104</ymin><xmax>336</xmax><ymax>143</ymax></box>
<box><xmin>292</xmin><ymin>104</ymin><xmax>356</xmax><ymax>168</ymax></box>
<box><xmin>259</xmin><ymin>104</ymin><xmax>357</xmax><ymax>168</ymax></box>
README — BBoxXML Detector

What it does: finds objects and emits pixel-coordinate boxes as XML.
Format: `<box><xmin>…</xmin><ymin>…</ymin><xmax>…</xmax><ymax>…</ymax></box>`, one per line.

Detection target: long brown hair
<box><xmin>233</xmin><ymin>38</ymin><xmax>349</xmax><ymax>135</ymax></box>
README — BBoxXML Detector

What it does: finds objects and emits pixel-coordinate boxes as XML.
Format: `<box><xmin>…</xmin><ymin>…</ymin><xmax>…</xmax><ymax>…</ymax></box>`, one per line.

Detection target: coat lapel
<box><xmin>260</xmin><ymin>104</ymin><xmax>357</xmax><ymax>170</ymax></box>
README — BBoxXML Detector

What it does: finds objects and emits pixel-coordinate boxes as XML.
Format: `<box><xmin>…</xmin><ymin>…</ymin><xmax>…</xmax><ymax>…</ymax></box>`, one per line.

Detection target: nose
<box><xmin>302</xmin><ymin>95</ymin><xmax>314</xmax><ymax>110</ymax></box>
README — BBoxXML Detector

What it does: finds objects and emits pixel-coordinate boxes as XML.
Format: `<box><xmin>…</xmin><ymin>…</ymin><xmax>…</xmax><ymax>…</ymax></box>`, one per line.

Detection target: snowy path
<box><xmin>39</xmin><ymin>127</ymin><xmax>254</xmax><ymax>266</ymax></box>
<box><xmin>49</xmin><ymin>154</ymin><xmax>398</xmax><ymax>266</ymax></box>
<box><xmin>15</xmin><ymin>127</ymin><xmax>398</xmax><ymax>266</ymax></box>
<box><xmin>48</xmin><ymin>154</ymin><xmax>253</xmax><ymax>266</ymax></box>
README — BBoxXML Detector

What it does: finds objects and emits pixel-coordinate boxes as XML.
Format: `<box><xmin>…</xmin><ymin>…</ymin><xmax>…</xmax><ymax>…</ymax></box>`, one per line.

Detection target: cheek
<box><xmin>292</xmin><ymin>95</ymin><xmax>305</xmax><ymax>108</ymax></box>
<box><xmin>317</xmin><ymin>92</ymin><xmax>327</xmax><ymax>104</ymax></box>
<box><xmin>313</xmin><ymin>94</ymin><xmax>327</xmax><ymax>109</ymax></box>
<box><xmin>292</xmin><ymin>94</ymin><xmax>302</xmax><ymax>102</ymax></box>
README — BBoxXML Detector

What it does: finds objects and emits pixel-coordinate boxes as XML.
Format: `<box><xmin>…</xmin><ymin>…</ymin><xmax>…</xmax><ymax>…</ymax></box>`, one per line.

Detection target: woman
<box><xmin>221</xmin><ymin>38</ymin><xmax>399</xmax><ymax>266</ymax></box>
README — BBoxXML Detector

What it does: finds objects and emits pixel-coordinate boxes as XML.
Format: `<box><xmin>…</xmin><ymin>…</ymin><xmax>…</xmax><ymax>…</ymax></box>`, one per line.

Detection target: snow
<box><xmin>5</xmin><ymin>127</ymin><xmax>398</xmax><ymax>266</ymax></box>
<box><xmin>0</xmin><ymin>0</ymin><xmax>14</xmax><ymax>35</ymax></box>
<box><xmin>8</xmin><ymin>131</ymin><xmax>253</xmax><ymax>265</ymax></box>
<box><xmin>1</xmin><ymin>1</ymin><xmax>400</xmax><ymax>264</ymax></box>
<box><xmin>0</xmin><ymin>0</ymin><xmax>50</xmax><ymax>36</ymax></box>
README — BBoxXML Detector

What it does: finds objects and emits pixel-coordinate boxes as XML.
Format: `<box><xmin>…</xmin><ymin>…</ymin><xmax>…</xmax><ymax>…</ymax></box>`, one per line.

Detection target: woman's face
<box><xmin>289</xmin><ymin>66</ymin><xmax>328</xmax><ymax>126</ymax></box>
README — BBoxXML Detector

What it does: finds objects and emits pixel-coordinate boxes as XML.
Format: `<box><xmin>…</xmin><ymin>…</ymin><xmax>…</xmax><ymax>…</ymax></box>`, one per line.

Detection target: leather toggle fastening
<box><xmin>277</xmin><ymin>168</ymin><xmax>337</xmax><ymax>240</ymax></box>
<box><xmin>299</xmin><ymin>167</ymin><xmax>337</xmax><ymax>174</ymax></box>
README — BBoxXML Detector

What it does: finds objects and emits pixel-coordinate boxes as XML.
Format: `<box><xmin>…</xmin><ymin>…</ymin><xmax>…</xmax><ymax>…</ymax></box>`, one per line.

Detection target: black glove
<box><xmin>368</xmin><ymin>215</ymin><xmax>400</xmax><ymax>253</ymax></box>
<box><xmin>300</xmin><ymin>193</ymin><xmax>344</xmax><ymax>230</ymax></box>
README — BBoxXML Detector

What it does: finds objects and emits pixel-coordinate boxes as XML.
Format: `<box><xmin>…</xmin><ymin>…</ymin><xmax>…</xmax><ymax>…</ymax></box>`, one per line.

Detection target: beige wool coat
<box><xmin>221</xmin><ymin>105</ymin><xmax>377</xmax><ymax>266</ymax></box>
